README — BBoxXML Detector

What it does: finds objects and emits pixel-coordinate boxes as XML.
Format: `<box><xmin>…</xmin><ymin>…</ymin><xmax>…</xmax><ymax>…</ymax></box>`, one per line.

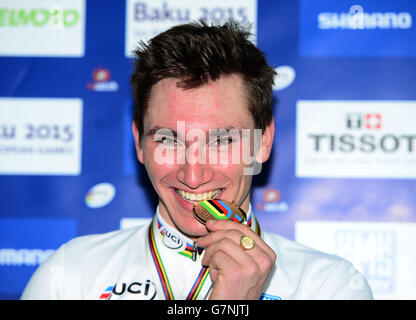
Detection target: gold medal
<box><xmin>193</xmin><ymin>199</ymin><xmax>247</xmax><ymax>225</ymax></box>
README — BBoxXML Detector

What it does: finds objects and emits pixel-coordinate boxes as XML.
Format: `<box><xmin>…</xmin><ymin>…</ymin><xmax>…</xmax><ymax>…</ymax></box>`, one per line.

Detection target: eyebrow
<box><xmin>208</xmin><ymin>126</ymin><xmax>242</xmax><ymax>137</ymax></box>
<box><xmin>145</xmin><ymin>125</ymin><xmax>242</xmax><ymax>138</ymax></box>
<box><xmin>145</xmin><ymin>126</ymin><xmax>177</xmax><ymax>137</ymax></box>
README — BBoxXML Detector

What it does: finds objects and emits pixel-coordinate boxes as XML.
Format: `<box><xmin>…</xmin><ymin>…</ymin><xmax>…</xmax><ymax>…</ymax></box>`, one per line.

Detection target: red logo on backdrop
<box><xmin>365</xmin><ymin>113</ymin><xmax>382</xmax><ymax>129</ymax></box>
<box><xmin>256</xmin><ymin>188</ymin><xmax>288</xmax><ymax>213</ymax></box>
<box><xmin>263</xmin><ymin>189</ymin><xmax>281</xmax><ymax>203</ymax></box>
<box><xmin>346</xmin><ymin>113</ymin><xmax>382</xmax><ymax>130</ymax></box>
<box><xmin>92</xmin><ymin>68</ymin><xmax>111</xmax><ymax>82</ymax></box>
<box><xmin>87</xmin><ymin>67</ymin><xmax>119</xmax><ymax>92</ymax></box>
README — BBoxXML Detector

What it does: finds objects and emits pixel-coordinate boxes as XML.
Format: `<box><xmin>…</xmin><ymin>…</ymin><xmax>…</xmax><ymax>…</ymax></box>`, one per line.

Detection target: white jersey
<box><xmin>21</xmin><ymin>206</ymin><xmax>373</xmax><ymax>300</ymax></box>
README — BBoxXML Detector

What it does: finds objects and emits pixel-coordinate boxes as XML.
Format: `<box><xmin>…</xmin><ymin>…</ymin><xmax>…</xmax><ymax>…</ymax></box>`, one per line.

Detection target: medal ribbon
<box><xmin>148</xmin><ymin>225</ymin><xmax>210</xmax><ymax>300</ymax></box>
<box><xmin>148</xmin><ymin>208</ymin><xmax>261</xmax><ymax>300</ymax></box>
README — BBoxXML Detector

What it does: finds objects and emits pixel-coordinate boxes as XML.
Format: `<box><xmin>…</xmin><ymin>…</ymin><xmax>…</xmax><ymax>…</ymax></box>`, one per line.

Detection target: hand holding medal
<box><xmin>194</xmin><ymin>199</ymin><xmax>277</xmax><ymax>300</ymax></box>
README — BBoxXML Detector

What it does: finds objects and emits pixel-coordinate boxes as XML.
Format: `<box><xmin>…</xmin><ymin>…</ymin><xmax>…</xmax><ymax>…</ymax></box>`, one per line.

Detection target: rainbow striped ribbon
<box><xmin>185</xmin><ymin>266</ymin><xmax>210</xmax><ymax>300</ymax></box>
<box><xmin>248</xmin><ymin>215</ymin><xmax>261</xmax><ymax>237</ymax></box>
<box><xmin>148</xmin><ymin>226</ymin><xmax>210</xmax><ymax>300</ymax></box>
<box><xmin>148</xmin><ymin>212</ymin><xmax>261</xmax><ymax>300</ymax></box>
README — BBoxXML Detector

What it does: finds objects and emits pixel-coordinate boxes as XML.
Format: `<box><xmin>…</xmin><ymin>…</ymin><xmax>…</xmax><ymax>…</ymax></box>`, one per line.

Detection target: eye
<box><xmin>154</xmin><ymin>135</ymin><xmax>177</xmax><ymax>146</ymax></box>
<box><xmin>214</xmin><ymin>136</ymin><xmax>234</xmax><ymax>147</ymax></box>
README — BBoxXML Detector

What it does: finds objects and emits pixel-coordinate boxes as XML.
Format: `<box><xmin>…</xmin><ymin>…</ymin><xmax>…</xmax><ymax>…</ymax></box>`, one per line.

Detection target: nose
<box><xmin>176</xmin><ymin>144</ymin><xmax>214</xmax><ymax>189</ymax></box>
<box><xmin>176</xmin><ymin>162</ymin><xmax>214</xmax><ymax>189</ymax></box>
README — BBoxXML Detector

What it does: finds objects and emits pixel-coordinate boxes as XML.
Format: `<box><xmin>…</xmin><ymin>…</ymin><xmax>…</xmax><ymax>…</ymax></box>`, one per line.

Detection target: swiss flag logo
<box><xmin>365</xmin><ymin>113</ymin><xmax>382</xmax><ymax>129</ymax></box>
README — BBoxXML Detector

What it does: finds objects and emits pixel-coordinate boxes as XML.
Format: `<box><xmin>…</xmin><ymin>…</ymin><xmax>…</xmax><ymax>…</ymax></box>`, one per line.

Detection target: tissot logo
<box><xmin>308</xmin><ymin>110</ymin><xmax>414</xmax><ymax>154</ymax></box>
<box><xmin>296</xmin><ymin>100</ymin><xmax>416</xmax><ymax>178</ymax></box>
<box><xmin>346</xmin><ymin>113</ymin><xmax>382</xmax><ymax>130</ymax></box>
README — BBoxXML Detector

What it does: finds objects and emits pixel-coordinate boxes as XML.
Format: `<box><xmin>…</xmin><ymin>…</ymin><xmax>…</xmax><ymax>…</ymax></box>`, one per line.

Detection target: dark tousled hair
<box><xmin>130</xmin><ymin>20</ymin><xmax>276</xmax><ymax>140</ymax></box>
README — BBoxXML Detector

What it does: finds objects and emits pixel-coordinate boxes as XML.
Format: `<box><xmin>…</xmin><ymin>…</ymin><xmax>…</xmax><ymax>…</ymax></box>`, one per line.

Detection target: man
<box><xmin>21</xmin><ymin>21</ymin><xmax>373</xmax><ymax>300</ymax></box>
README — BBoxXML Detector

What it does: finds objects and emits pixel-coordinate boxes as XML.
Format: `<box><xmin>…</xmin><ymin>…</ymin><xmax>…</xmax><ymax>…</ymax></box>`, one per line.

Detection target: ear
<box><xmin>132</xmin><ymin>121</ymin><xmax>144</xmax><ymax>164</ymax></box>
<box><xmin>255</xmin><ymin>117</ymin><xmax>275</xmax><ymax>163</ymax></box>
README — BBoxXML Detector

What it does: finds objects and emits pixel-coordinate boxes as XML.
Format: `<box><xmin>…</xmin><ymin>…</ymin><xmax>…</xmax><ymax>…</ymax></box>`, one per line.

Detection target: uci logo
<box><xmin>160</xmin><ymin>228</ymin><xmax>183</xmax><ymax>249</ymax></box>
<box><xmin>101</xmin><ymin>280</ymin><xmax>157</xmax><ymax>300</ymax></box>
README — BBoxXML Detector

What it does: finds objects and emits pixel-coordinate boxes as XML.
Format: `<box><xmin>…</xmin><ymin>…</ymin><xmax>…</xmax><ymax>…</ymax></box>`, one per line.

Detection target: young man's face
<box><xmin>133</xmin><ymin>74</ymin><xmax>273</xmax><ymax>238</ymax></box>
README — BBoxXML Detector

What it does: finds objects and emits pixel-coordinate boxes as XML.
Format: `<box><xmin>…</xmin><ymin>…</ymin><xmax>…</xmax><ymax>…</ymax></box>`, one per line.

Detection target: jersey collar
<box><xmin>153</xmin><ymin>203</ymin><xmax>258</xmax><ymax>262</ymax></box>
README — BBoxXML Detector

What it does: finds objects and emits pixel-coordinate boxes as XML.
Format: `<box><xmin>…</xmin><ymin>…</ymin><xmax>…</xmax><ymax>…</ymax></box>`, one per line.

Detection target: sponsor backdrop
<box><xmin>0</xmin><ymin>0</ymin><xmax>415</xmax><ymax>299</ymax></box>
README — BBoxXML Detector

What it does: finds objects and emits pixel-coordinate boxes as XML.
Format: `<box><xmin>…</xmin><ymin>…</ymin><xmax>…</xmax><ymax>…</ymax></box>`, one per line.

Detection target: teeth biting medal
<box><xmin>193</xmin><ymin>199</ymin><xmax>247</xmax><ymax>224</ymax></box>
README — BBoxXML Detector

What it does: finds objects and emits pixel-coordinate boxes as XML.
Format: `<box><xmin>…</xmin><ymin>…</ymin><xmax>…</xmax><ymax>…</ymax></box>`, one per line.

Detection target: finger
<box><xmin>205</xmin><ymin>219</ymin><xmax>258</xmax><ymax>239</ymax></box>
<box><xmin>201</xmin><ymin>234</ymin><xmax>275</xmax><ymax>282</ymax></box>
<box><xmin>204</xmin><ymin>219</ymin><xmax>276</xmax><ymax>258</ymax></box>
<box><xmin>206</xmin><ymin>244</ymin><xmax>260</xmax><ymax>288</ymax></box>
<box><xmin>201</xmin><ymin>237</ymin><xmax>253</xmax><ymax>267</ymax></box>
<box><xmin>205</xmin><ymin>241</ymin><xmax>264</xmax><ymax>294</ymax></box>
<box><xmin>199</xmin><ymin>228</ymin><xmax>275</xmax><ymax>276</ymax></box>
<box><xmin>197</xmin><ymin>229</ymin><xmax>243</xmax><ymax>248</ymax></box>
<box><xmin>208</xmin><ymin>250</ymin><xmax>239</xmax><ymax>283</ymax></box>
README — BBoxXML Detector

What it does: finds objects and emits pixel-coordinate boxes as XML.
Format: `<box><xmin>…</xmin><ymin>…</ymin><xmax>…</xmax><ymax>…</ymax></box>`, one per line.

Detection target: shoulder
<box><xmin>64</xmin><ymin>224</ymin><xmax>148</xmax><ymax>255</ymax></box>
<box><xmin>58</xmin><ymin>223</ymin><xmax>151</xmax><ymax>271</ymax></box>
<box><xmin>262</xmin><ymin>231</ymin><xmax>373</xmax><ymax>300</ymax></box>
<box><xmin>21</xmin><ymin>224</ymin><xmax>149</xmax><ymax>300</ymax></box>
<box><xmin>263</xmin><ymin>230</ymin><xmax>342</xmax><ymax>267</ymax></box>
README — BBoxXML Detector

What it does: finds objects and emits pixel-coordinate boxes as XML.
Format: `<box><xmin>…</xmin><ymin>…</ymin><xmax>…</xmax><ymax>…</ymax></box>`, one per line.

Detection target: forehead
<box><xmin>145</xmin><ymin>74</ymin><xmax>254</xmax><ymax>131</ymax></box>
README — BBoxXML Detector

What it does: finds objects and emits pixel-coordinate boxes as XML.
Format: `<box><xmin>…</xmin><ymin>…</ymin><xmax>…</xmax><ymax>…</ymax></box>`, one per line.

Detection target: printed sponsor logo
<box><xmin>0</xmin><ymin>0</ymin><xmax>85</xmax><ymax>57</ymax></box>
<box><xmin>318</xmin><ymin>6</ymin><xmax>412</xmax><ymax>30</ymax></box>
<box><xmin>85</xmin><ymin>183</ymin><xmax>116</xmax><ymax>209</ymax></box>
<box><xmin>125</xmin><ymin>0</ymin><xmax>257</xmax><ymax>57</ymax></box>
<box><xmin>299</xmin><ymin>0</ymin><xmax>416</xmax><ymax>56</ymax></box>
<box><xmin>160</xmin><ymin>227</ymin><xmax>183</xmax><ymax>250</ymax></box>
<box><xmin>273</xmin><ymin>66</ymin><xmax>296</xmax><ymax>91</ymax></box>
<box><xmin>260</xmin><ymin>293</ymin><xmax>282</xmax><ymax>300</ymax></box>
<box><xmin>99</xmin><ymin>280</ymin><xmax>156</xmax><ymax>300</ymax></box>
<box><xmin>99</xmin><ymin>286</ymin><xmax>114</xmax><ymax>300</ymax></box>
<box><xmin>296</xmin><ymin>100</ymin><xmax>416</xmax><ymax>178</ymax></box>
<box><xmin>294</xmin><ymin>221</ymin><xmax>411</xmax><ymax>298</ymax></box>
<box><xmin>0</xmin><ymin>218</ymin><xmax>77</xmax><ymax>295</ymax></box>
<box><xmin>0</xmin><ymin>98</ymin><xmax>83</xmax><ymax>175</ymax></box>
<box><xmin>256</xmin><ymin>188</ymin><xmax>289</xmax><ymax>213</ymax></box>
<box><xmin>0</xmin><ymin>249</ymin><xmax>55</xmax><ymax>267</ymax></box>
<box><xmin>334</xmin><ymin>229</ymin><xmax>395</xmax><ymax>293</ymax></box>
<box><xmin>86</xmin><ymin>67</ymin><xmax>119</xmax><ymax>92</ymax></box>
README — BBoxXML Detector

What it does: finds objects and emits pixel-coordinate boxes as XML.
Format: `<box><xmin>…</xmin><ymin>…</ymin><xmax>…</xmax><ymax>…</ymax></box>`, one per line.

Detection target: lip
<box><xmin>171</xmin><ymin>187</ymin><xmax>225</xmax><ymax>212</ymax></box>
<box><xmin>173</xmin><ymin>187</ymin><xmax>224</xmax><ymax>195</ymax></box>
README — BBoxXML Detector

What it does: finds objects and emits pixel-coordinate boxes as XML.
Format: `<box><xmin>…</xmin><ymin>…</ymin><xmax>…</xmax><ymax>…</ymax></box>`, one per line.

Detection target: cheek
<box><xmin>213</xmin><ymin>145</ymin><xmax>255</xmax><ymax>189</ymax></box>
<box><xmin>143</xmin><ymin>145</ymin><xmax>178</xmax><ymax>180</ymax></box>
<box><xmin>212</xmin><ymin>157</ymin><xmax>247</xmax><ymax>180</ymax></box>
<box><xmin>214</xmin><ymin>141</ymin><xmax>255</xmax><ymax>169</ymax></box>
